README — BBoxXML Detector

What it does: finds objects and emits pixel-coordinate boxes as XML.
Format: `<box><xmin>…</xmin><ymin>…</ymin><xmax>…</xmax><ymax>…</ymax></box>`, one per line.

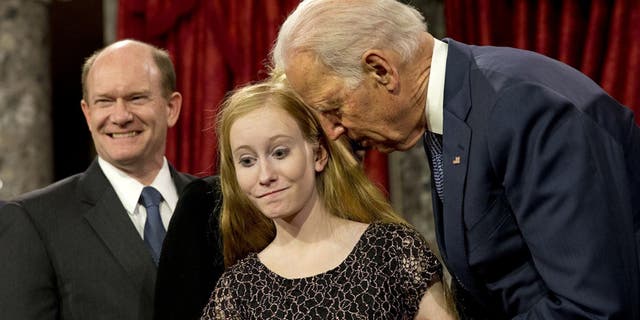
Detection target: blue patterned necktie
<box><xmin>139</xmin><ymin>186</ymin><xmax>165</xmax><ymax>266</ymax></box>
<box><xmin>424</xmin><ymin>131</ymin><xmax>444</xmax><ymax>201</ymax></box>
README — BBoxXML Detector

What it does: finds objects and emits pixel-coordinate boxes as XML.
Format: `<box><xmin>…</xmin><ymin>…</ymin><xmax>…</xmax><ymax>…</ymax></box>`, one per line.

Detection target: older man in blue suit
<box><xmin>272</xmin><ymin>0</ymin><xmax>640</xmax><ymax>318</ymax></box>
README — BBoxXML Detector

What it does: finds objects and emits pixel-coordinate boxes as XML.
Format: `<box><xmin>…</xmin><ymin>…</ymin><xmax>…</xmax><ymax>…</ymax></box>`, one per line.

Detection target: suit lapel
<box><xmin>441</xmin><ymin>39</ymin><xmax>486</xmax><ymax>298</ymax></box>
<box><xmin>166</xmin><ymin>166</ymin><xmax>195</xmax><ymax>232</ymax></box>
<box><xmin>80</xmin><ymin>160</ymin><xmax>157</xmax><ymax>302</ymax></box>
<box><xmin>168</xmin><ymin>165</ymin><xmax>194</xmax><ymax>195</ymax></box>
<box><xmin>443</xmin><ymin>110</ymin><xmax>471</xmax><ymax>279</ymax></box>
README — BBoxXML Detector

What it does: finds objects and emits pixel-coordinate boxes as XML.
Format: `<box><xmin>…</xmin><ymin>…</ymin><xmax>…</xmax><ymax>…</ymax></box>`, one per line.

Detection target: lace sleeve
<box><xmin>389</xmin><ymin>224</ymin><xmax>443</xmax><ymax>316</ymax></box>
<box><xmin>200</xmin><ymin>274</ymin><xmax>242</xmax><ymax>320</ymax></box>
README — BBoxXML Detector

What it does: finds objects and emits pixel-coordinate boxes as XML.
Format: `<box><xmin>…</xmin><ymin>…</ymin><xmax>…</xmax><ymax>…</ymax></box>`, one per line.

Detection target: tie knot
<box><xmin>139</xmin><ymin>186</ymin><xmax>163</xmax><ymax>208</ymax></box>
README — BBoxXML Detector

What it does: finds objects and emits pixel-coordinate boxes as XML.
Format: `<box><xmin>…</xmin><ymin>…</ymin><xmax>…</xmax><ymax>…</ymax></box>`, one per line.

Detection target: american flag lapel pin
<box><xmin>452</xmin><ymin>156</ymin><xmax>461</xmax><ymax>165</ymax></box>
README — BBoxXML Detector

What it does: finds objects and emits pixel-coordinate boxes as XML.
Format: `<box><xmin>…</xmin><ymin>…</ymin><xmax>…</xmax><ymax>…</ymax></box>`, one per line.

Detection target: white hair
<box><xmin>272</xmin><ymin>0</ymin><xmax>427</xmax><ymax>88</ymax></box>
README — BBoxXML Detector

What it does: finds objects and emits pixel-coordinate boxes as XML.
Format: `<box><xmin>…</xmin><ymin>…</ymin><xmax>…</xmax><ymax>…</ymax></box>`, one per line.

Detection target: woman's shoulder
<box><xmin>366</xmin><ymin>222</ymin><xmax>428</xmax><ymax>245</ymax></box>
<box><xmin>228</xmin><ymin>252</ymin><xmax>262</xmax><ymax>272</ymax></box>
<box><xmin>205</xmin><ymin>252</ymin><xmax>259</xmax><ymax>319</ymax></box>
<box><xmin>216</xmin><ymin>253</ymin><xmax>264</xmax><ymax>288</ymax></box>
<box><xmin>364</xmin><ymin>222</ymin><xmax>441</xmax><ymax>275</ymax></box>
<box><xmin>357</xmin><ymin>222</ymin><xmax>436</xmax><ymax>264</ymax></box>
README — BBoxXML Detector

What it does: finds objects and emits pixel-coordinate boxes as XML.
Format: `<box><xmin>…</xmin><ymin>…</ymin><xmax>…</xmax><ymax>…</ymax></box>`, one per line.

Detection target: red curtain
<box><xmin>118</xmin><ymin>0</ymin><xmax>299</xmax><ymax>176</ymax></box>
<box><xmin>117</xmin><ymin>0</ymin><xmax>390</xmax><ymax>194</ymax></box>
<box><xmin>444</xmin><ymin>0</ymin><xmax>640</xmax><ymax>124</ymax></box>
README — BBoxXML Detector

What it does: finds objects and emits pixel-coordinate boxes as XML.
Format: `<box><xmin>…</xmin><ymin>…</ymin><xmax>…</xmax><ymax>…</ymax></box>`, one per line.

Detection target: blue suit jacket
<box><xmin>430</xmin><ymin>39</ymin><xmax>640</xmax><ymax>319</ymax></box>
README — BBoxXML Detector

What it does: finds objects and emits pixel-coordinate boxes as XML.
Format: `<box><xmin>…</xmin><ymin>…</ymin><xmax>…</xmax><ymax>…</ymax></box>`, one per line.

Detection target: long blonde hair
<box><xmin>217</xmin><ymin>74</ymin><xmax>406</xmax><ymax>267</ymax></box>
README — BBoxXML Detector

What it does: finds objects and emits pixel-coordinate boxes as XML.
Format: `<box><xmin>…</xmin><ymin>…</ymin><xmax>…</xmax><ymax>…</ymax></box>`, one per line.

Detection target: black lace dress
<box><xmin>201</xmin><ymin>222</ymin><xmax>442</xmax><ymax>319</ymax></box>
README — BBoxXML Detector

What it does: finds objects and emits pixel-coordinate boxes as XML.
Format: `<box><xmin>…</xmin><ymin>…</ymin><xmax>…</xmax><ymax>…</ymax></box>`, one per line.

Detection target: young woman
<box><xmin>201</xmin><ymin>75</ymin><xmax>456</xmax><ymax>319</ymax></box>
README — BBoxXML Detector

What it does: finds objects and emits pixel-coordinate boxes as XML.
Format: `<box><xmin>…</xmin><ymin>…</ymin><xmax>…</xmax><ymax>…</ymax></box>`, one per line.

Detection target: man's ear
<box><xmin>166</xmin><ymin>92</ymin><xmax>182</xmax><ymax>127</ymax></box>
<box><xmin>80</xmin><ymin>99</ymin><xmax>92</xmax><ymax>131</ymax></box>
<box><xmin>314</xmin><ymin>144</ymin><xmax>329</xmax><ymax>172</ymax></box>
<box><xmin>361</xmin><ymin>49</ymin><xmax>399</xmax><ymax>92</ymax></box>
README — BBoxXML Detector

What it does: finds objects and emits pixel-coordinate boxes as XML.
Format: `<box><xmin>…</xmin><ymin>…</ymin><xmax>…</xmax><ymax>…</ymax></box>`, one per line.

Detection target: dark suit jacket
<box><xmin>429</xmin><ymin>39</ymin><xmax>640</xmax><ymax>319</ymax></box>
<box><xmin>0</xmin><ymin>159</ymin><xmax>196</xmax><ymax>320</ymax></box>
<box><xmin>154</xmin><ymin>176</ymin><xmax>224</xmax><ymax>320</ymax></box>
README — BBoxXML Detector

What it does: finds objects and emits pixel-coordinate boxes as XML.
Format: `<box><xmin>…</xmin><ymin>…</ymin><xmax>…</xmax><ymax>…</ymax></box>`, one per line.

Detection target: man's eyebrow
<box><xmin>127</xmin><ymin>90</ymin><xmax>152</xmax><ymax>97</ymax></box>
<box><xmin>91</xmin><ymin>93</ymin><xmax>113</xmax><ymax>102</ymax></box>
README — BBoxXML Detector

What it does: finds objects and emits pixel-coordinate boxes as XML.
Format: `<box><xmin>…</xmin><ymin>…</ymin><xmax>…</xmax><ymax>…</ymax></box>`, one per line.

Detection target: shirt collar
<box><xmin>425</xmin><ymin>38</ymin><xmax>448</xmax><ymax>135</ymax></box>
<box><xmin>97</xmin><ymin>157</ymin><xmax>178</xmax><ymax>214</ymax></box>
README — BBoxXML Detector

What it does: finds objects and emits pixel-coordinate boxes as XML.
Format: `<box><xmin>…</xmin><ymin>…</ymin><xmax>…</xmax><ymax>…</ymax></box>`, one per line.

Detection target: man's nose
<box><xmin>110</xmin><ymin>99</ymin><xmax>133</xmax><ymax>125</ymax></box>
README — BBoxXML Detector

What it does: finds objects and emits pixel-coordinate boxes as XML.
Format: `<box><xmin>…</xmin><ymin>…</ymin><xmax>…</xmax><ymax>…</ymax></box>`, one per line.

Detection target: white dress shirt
<box><xmin>425</xmin><ymin>38</ymin><xmax>449</xmax><ymax>134</ymax></box>
<box><xmin>98</xmin><ymin>157</ymin><xmax>179</xmax><ymax>238</ymax></box>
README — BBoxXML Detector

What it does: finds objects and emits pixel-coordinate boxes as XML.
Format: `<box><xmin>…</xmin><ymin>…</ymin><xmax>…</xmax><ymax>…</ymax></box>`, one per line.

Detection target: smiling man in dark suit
<box><xmin>0</xmin><ymin>40</ymin><xmax>223</xmax><ymax>320</ymax></box>
<box><xmin>272</xmin><ymin>0</ymin><xmax>640</xmax><ymax>318</ymax></box>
